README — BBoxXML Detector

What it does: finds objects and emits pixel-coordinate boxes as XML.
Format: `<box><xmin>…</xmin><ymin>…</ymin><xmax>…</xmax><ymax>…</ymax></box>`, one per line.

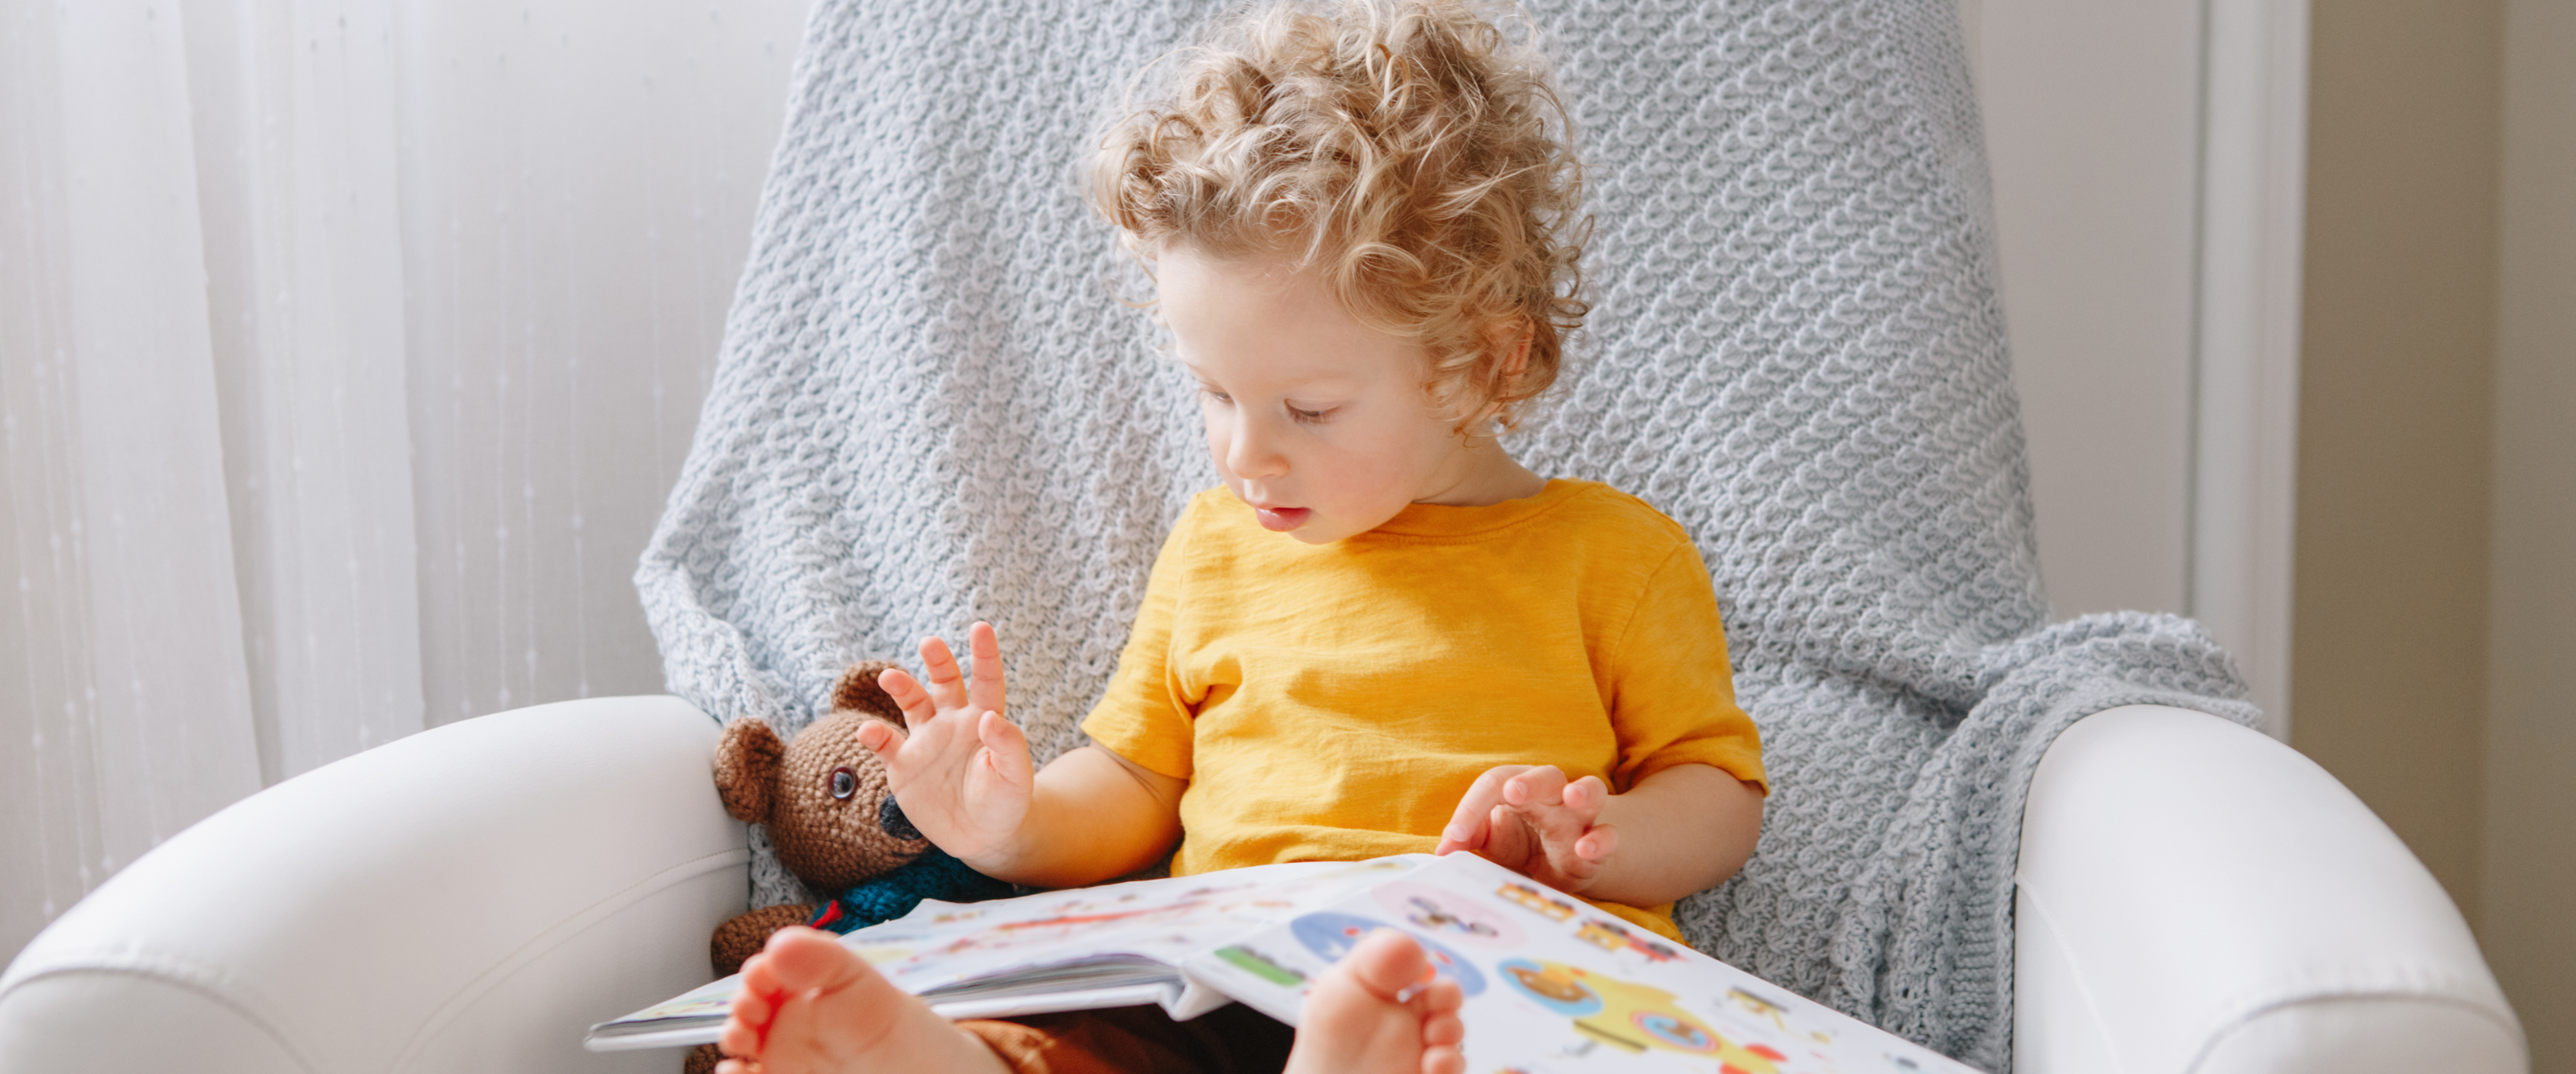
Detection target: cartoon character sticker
<box><xmin>1496</xmin><ymin>959</ymin><xmax>1787</xmax><ymax>1074</ymax></box>
<box><xmin>1498</xmin><ymin>959</ymin><xmax>1604</xmax><ymax>1017</ymax></box>
<box><xmin>1495</xmin><ymin>882</ymin><xmax>1579</xmax><ymax>922</ymax></box>
<box><xmin>1372</xmin><ymin>882</ymin><xmax>1526</xmax><ymax>948</ymax></box>
<box><xmin>1572</xmin><ymin>917</ymin><xmax>1681</xmax><ymax>963</ymax></box>
<box><xmin>1289</xmin><ymin>911</ymin><xmax>1487</xmax><ymax>997</ymax></box>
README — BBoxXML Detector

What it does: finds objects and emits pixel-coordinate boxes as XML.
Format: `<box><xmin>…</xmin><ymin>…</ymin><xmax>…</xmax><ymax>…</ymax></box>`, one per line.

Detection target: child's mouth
<box><xmin>1254</xmin><ymin>506</ymin><xmax>1311</xmax><ymax>532</ymax></box>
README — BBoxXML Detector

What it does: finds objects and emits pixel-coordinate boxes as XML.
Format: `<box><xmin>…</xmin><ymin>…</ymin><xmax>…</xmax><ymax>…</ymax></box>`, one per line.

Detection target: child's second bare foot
<box><xmin>1285</xmin><ymin>929</ymin><xmax>1467</xmax><ymax>1074</ymax></box>
<box><xmin>715</xmin><ymin>926</ymin><xmax>1008</xmax><ymax>1074</ymax></box>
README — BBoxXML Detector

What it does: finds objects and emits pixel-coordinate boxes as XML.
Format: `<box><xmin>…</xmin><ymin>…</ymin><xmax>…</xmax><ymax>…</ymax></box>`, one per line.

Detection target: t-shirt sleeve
<box><xmin>1078</xmin><ymin>501</ymin><xmax>1199</xmax><ymax>781</ymax></box>
<box><xmin>1605</xmin><ymin>542</ymin><xmax>1768</xmax><ymax>795</ymax></box>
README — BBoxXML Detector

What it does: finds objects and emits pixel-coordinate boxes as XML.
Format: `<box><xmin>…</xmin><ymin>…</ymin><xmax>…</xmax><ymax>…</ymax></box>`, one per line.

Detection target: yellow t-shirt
<box><xmin>1081</xmin><ymin>480</ymin><xmax>1766</xmax><ymax>941</ymax></box>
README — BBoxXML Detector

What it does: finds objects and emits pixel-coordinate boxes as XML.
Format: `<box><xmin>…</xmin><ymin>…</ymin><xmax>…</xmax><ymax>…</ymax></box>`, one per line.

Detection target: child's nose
<box><xmin>1227</xmin><ymin>416</ymin><xmax>1290</xmax><ymax>479</ymax></box>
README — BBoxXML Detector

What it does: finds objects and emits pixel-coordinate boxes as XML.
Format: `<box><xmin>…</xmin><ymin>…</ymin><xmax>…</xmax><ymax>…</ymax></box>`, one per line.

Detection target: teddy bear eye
<box><xmin>828</xmin><ymin>767</ymin><xmax>857</xmax><ymax>800</ymax></box>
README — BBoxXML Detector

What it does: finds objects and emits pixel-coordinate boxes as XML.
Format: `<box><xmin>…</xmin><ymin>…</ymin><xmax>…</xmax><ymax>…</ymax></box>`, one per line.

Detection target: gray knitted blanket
<box><xmin>635</xmin><ymin>0</ymin><xmax>2257</xmax><ymax>1069</ymax></box>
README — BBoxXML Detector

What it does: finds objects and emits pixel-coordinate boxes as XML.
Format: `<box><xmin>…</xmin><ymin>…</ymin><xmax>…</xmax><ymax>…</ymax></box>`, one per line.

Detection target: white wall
<box><xmin>1962</xmin><ymin>0</ymin><xmax>2202</xmax><ymax>623</ymax></box>
<box><xmin>1962</xmin><ymin>0</ymin><xmax>2304</xmax><ymax>733</ymax></box>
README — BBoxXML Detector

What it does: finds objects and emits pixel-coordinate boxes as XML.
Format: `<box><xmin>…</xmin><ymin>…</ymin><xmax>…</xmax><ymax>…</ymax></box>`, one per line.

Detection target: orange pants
<box><xmin>959</xmin><ymin>1004</ymin><xmax>1294</xmax><ymax>1074</ymax></box>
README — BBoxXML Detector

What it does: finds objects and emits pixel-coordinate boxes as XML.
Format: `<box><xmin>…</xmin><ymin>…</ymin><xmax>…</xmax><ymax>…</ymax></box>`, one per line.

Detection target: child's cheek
<box><xmin>1201</xmin><ymin>407</ymin><xmax>1237</xmax><ymax>478</ymax></box>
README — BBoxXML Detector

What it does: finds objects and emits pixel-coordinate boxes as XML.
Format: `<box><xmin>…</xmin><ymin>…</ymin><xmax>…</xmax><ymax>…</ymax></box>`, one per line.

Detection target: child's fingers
<box><xmin>975</xmin><ymin>711</ymin><xmax>1035</xmax><ymax>788</ymax></box>
<box><xmin>1438</xmin><ymin>765</ymin><xmax>1527</xmax><ymax>853</ymax></box>
<box><xmin>856</xmin><ymin>719</ymin><xmax>904</xmax><ymax>770</ymax></box>
<box><xmin>1483</xmin><ymin>803</ymin><xmax>1536</xmax><ymax>864</ymax></box>
<box><xmin>1432</xmin><ymin>804</ymin><xmax>1488</xmax><ymax>855</ymax></box>
<box><xmin>877</xmin><ymin>667</ymin><xmax>938</xmax><ymax>730</ymax></box>
<box><xmin>1431</xmin><ymin>824</ymin><xmax>1480</xmax><ymax>856</ymax></box>
<box><xmin>1502</xmin><ymin>765</ymin><xmax>1569</xmax><ymax>809</ymax></box>
<box><xmin>1502</xmin><ymin>770</ymin><xmax>1614</xmax><ymax>852</ymax></box>
<box><xmin>1537</xmin><ymin>823</ymin><xmax>1609</xmax><ymax>889</ymax></box>
<box><xmin>1561</xmin><ymin>775</ymin><xmax>1609</xmax><ymax>823</ymax></box>
<box><xmin>1497</xmin><ymin>794</ymin><xmax>1609</xmax><ymax>886</ymax></box>
<box><xmin>1503</xmin><ymin>770</ymin><xmax>1590</xmax><ymax>847</ymax></box>
<box><xmin>1572</xmin><ymin>821</ymin><xmax>1619</xmax><ymax>863</ymax></box>
<box><xmin>967</xmin><ymin>621</ymin><xmax>1007</xmax><ymax>719</ymax></box>
<box><xmin>917</xmin><ymin>635</ymin><xmax>968</xmax><ymax>710</ymax></box>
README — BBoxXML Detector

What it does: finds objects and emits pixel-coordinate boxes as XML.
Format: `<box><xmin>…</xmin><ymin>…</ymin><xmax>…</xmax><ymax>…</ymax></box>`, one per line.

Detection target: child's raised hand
<box><xmin>857</xmin><ymin>622</ymin><xmax>1036</xmax><ymax>867</ymax></box>
<box><xmin>1433</xmin><ymin>764</ymin><xmax>1618</xmax><ymax>896</ymax></box>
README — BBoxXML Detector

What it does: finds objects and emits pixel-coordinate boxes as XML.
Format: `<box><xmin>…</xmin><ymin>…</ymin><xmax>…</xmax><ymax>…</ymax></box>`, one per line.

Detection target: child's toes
<box><xmin>750</xmin><ymin>926</ymin><xmax>878</xmax><ymax>1000</ymax></box>
<box><xmin>1416</xmin><ymin>977</ymin><xmax>1463</xmax><ymax>1017</ymax></box>
<box><xmin>1340</xmin><ymin>929</ymin><xmax>1434</xmax><ymax>1001</ymax></box>
<box><xmin>1423</xmin><ymin>1004</ymin><xmax>1464</xmax><ymax>1048</ymax></box>
<box><xmin>721</xmin><ymin>983</ymin><xmax>779</xmax><ymax>1054</ymax></box>
<box><xmin>716</xmin><ymin>1016</ymin><xmax>760</xmax><ymax>1062</ymax></box>
<box><xmin>736</xmin><ymin>948</ymin><xmax>786</xmax><ymax>1000</ymax></box>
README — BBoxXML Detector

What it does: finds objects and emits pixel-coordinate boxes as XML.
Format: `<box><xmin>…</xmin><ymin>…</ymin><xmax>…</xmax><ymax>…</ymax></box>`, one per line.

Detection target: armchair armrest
<box><xmin>0</xmin><ymin>695</ymin><xmax>747</xmax><ymax>1073</ymax></box>
<box><xmin>2013</xmin><ymin>704</ymin><xmax>2523</xmax><ymax>1073</ymax></box>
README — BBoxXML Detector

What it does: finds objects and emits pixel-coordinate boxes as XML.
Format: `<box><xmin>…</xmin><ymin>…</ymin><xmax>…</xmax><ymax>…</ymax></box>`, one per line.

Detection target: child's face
<box><xmin>1157</xmin><ymin>244</ymin><xmax>1487</xmax><ymax>545</ymax></box>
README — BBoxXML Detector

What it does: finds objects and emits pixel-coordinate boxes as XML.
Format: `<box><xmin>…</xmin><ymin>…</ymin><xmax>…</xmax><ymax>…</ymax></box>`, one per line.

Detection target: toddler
<box><xmin>716</xmin><ymin>2</ymin><xmax>1766</xmax><ymax>1071</ymax></box>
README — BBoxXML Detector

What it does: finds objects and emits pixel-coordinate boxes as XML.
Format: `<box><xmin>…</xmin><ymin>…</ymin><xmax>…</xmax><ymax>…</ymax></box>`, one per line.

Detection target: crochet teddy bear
<box><xmin>685</xmin><ymin>660</ymin><xmax>1012</xmax><ymax>1073</ymax></box>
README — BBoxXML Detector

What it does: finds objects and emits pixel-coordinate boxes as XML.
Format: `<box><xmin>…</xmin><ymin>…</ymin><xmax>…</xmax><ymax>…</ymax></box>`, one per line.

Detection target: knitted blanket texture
<box><xmin>635</xmin><ymin>1</ymin><xmax>2258</xmax><ymax>1068</ymax></box>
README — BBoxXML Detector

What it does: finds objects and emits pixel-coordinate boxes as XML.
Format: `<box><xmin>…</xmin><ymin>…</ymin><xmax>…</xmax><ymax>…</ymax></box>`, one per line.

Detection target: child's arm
<box><xmin>857</xmin><ymin>622</ymin><xmax>1186</xmax><ymax>888</ymax></box>
<box><xmin>1432</xmin><ymin>761</ymin><xmax>1761</xmax><ymax>908</ymax></box>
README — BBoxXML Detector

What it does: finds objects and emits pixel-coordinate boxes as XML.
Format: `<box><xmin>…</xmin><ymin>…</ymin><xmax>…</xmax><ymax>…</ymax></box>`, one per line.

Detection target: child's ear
<box><xmin>1498</xmin><ymin>322</ymin><xmax>1534</xmax><ymax>385</ymax></box>
<box><xmin>712</xmin><ymin>717</ymin><xmax>785</xmax><ymax>825</ymax></box>
<box><xmin>1476</xmin><ymin>321</ymin><xmax>1537</xmax><ymax>430</ymax></box>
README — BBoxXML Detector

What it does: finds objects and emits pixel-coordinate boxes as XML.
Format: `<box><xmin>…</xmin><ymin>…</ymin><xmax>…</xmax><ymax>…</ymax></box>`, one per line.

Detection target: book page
<box><xmin>853</xmin><ymin>855</ymin><xmax>1426</xmax><ymax>998</ymax></box>
<box><xmin>1182</xmin><ymin>853</ymin><xmax>1986</xmax><ymax>1074</ymax></box>
<box><xmin>588</xmin><ymin>855</ymin><xmax>1429</xmax><ymax>1050</ymax></box>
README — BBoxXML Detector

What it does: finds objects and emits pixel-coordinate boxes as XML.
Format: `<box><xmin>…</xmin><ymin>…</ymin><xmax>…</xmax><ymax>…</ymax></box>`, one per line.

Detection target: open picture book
<box><xmin>587</xmin><ymin>851</ymin><xmax>1980</xmax><ymax>1073</ymax></box>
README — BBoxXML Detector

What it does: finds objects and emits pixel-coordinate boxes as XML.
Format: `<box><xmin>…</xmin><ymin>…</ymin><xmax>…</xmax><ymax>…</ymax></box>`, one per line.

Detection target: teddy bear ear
<box><xmin>831</xmin><ymin>660</ymin><xmax>907</xmax><ymax>724</ymax></box>
<box><xmin>712</xmin><ymin>717</ymin><xmax>784</xmax><ymax>825</ymax></box>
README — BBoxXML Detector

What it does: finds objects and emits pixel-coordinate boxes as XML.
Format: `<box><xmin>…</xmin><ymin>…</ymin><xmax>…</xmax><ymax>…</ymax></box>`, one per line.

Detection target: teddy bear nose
<box><xmin>879</xmin><ymin>796</ymin><xmax>923</xmax><ymax>840</ymax></box>
<box><xmin>829</xmin><ymin>767</ymin><xmax>857</xmax><ymax>800</ymax></box>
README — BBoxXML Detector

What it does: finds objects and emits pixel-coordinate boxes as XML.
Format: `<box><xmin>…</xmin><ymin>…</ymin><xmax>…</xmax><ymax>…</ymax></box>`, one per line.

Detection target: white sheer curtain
<box><xmin>0</xmin><ymin>0</ymin><xmax>811</xmax><ymax>965</ymax></box>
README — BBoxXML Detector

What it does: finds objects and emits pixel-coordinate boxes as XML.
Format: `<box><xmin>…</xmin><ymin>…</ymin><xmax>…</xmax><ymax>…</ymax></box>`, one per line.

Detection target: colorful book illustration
<box><xmin>587</xmin><ymin>853</ymin><xmax>1982</xmax><ymax>1073</ymax></box>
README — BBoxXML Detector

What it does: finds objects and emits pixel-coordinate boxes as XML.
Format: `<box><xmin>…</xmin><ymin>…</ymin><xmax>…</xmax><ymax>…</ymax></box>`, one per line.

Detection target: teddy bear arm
<box><xmin>709</xmin><ymin>901</ymin><xmax>822</xmax><ymax>978</ymax></box>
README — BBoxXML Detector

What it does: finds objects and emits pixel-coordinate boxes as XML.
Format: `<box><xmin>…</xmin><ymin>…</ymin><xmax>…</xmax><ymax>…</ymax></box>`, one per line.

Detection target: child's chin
<box><xmin>1274</xmin><ymin>514</ymin><xmax>1367</xmax><ymax>545</ymax></box>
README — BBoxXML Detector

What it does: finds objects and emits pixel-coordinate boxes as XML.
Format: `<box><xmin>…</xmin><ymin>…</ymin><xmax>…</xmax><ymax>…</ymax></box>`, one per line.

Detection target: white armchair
<box><xmin>2014</xmin><ymin>706</ymin><xmax>2522</xmax><ymax>1072</ymax></box>
<box><xmin>0</xmin><ymin>695</ymin><xmax>2522</xmax><ymax>1073</ymax></box>
<box><xmin>0</xmin><ymin>697</ymin><xmax>742</xmax><ymax>1073</ymax></box>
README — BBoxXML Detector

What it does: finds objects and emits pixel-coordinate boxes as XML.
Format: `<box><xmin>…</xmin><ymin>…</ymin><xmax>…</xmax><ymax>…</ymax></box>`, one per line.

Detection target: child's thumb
<box><xmin>975</xmin><ymin>711</ymin><xmax>1034</xmax><ymax>782</ymax></box>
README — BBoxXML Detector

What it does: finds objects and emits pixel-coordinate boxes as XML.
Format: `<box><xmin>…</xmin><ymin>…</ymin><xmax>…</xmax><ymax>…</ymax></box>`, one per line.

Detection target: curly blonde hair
<box><xmin>1089</xmin><ymin>0</ymin><xmax>1588</xmax><ymax>431</ymax></box>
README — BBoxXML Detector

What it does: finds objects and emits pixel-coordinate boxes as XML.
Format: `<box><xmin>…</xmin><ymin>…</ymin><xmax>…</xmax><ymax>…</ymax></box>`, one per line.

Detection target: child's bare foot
<box><xmin>715</xmin><ymin>926</ymin><xmax>1008</xmax><ymax>1074</ymax></box>
<box><xmin>1285</xmin><ymin>930</ymin><xmax>1467</xmax><ymax>1074</ymax></box>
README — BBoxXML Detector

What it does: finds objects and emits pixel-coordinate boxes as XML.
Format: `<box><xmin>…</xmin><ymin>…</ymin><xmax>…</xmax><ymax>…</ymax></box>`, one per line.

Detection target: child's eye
<box><xmin>1199</xmin><ymin>387</ymin><xmax>1232</xmax><ymax>405</ymax></box>
<box><xmin>1288</xmin><ymin>407</ymin><xmax>1331</xmax><ymax>424</ymax></box>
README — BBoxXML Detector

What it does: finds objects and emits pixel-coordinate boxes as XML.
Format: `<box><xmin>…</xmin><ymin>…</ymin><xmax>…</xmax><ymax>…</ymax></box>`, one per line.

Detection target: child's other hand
<box><xmin>860</xmin><ymin>622</ymin><xmax>1035</xmax><ymax>867</ymax></box>
<box><xmin>1433</xmin><ymin>765</ymin><xmax>1616</xmax><ymax>896</ymax></box>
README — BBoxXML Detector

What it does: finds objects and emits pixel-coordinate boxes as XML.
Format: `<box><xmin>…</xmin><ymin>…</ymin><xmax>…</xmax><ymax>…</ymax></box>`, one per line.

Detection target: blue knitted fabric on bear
<box><xmin>806</xmin><ymin>847</ymin><xmax>1017</xmax><ymax>935</ymax></box>
<box><xmin>637</xmin><ymin>1</ymin><xmax>2259</xmax><ymax>1068</ymax></box>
